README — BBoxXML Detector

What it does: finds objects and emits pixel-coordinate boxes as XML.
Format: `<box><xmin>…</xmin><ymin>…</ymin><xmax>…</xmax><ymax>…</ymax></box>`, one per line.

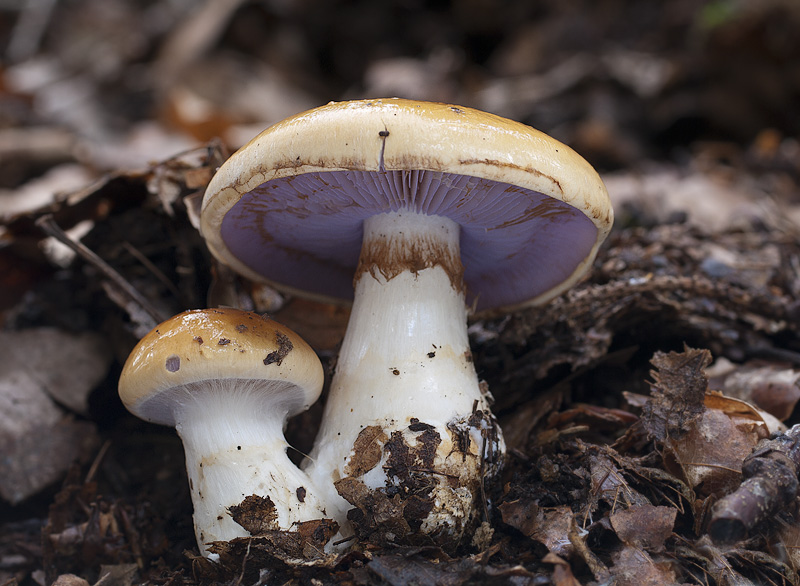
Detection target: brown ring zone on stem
<box><xmin>354</xmin><ymin>231</ymin><xmax>466</xmax><ymax>294</ymax></box>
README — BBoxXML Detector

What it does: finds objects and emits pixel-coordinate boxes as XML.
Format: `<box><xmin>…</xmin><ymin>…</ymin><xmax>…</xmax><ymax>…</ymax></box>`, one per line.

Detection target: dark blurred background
<box><xmin>2</xmin><ymin>0</ymin><xmax>799</xmax><ymax>183</ymax></box>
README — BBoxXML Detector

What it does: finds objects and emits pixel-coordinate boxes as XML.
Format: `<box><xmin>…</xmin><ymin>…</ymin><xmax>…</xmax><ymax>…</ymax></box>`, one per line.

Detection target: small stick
<box><xmin>35</xmin><ymin>214</ymin><xmax>168</xmax><ymax>324</ymax></box>
<box><xmin>85</xmin><ymin>440</ymin><xmax>112</xmax><ymax>484</ymax></box>
<box><xmin>708</xmin><ymin>424</ymin><xmax>800</xmax><ymax>543</ymax></box>
<box><xmin>122</xmin><ymin>241</ymin><xmax>182</xmax><ymax>299</ymax></box>
<box><xmin>119</xmin><ymin>506</ymin><xmax>146</xmax><ymax>571</ymax></box>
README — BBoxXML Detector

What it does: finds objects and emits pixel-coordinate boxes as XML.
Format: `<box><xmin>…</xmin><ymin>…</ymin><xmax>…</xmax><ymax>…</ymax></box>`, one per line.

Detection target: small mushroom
<box><xmin>118</xmin><ymin>308</ymin><xmax>335</xmax><ymax>555</ymax></box>
<box><xmin>200</xmin><ymin>98</ymin><xmax>614</xmax><ymax>546</ymax></box>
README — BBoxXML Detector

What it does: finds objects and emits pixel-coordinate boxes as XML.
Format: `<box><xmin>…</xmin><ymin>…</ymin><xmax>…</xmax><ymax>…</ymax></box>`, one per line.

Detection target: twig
<box><xmin>35</xmin><ymin>214</ymin><xmax>168</xmax><ymax>323</ymax></box>
<box><xmin>232</xmin><ymin>538</ymin><xmax>251</xmax><ymax>586</ymax></box>
<box><xmin>568</xmin><ymin>516</ymin><xmax>611</xmax><ymax>583</ymax></box>
<box><xmin>331</xmin><ymin>534</ymin><xmax>357</xmax><ymax>547</ymax></box>
<box><xmin>122</xmin><ymin>241</ymin><xmax>182</xmax><ymax>299</ymax></box>
<box><xmin>119</xmin><ymin>506</ymin><xmax>146</xmax><ymax>571</ymax></box>
<box><xmin>85</xmin><ymin>439</ymin><xmax>112</xmax><ymax>484</ymax></box>
<box><xmin>708</xmin><ymin>424</ymin><xmax>800</xmax><ymax>543</ymax></box>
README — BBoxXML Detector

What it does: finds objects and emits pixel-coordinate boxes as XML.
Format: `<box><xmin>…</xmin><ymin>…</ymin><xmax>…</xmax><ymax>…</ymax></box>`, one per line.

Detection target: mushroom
<box><xmin>200</xmin><ymin>98</ymin><xmax>614</xmax><ymax>546</ymax></box>
<box><xmin>118</xmin><ymin>307</ymin><xmax>335</xmax><ymax>555</ymax></box>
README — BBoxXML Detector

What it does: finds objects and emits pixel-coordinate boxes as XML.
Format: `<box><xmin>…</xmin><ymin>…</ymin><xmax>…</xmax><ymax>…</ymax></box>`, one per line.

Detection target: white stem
<box><xmin>175</xmin><ymin>380</ymin><xmax>331</xmax><ymax>555</ymax></box>
<box><xmin>319</xmin><ymin>210</ymin><xmax>478</xmax><ymax>437</ymax></box>
<box><xmin>305</xmin><ymin>209</ymin><xmax>501</xmax><ymax>542</ymax></box>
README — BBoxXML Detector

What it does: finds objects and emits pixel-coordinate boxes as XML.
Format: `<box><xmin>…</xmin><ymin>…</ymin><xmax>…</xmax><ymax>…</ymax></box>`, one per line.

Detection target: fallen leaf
<box><xmin>776</xmin><ymin>519</ymin><xmax>800</xmax><ymax>573</ymax></box>
<box><xmin>589</xmin><ymin>453</ymin><xmax>650</xmax><ymax>510</ymax></box>
<box><xmin>709</xmin><ymin>425</ymin><xmax>800</xmax><ymax>544</ymax></box>
<box><xmin>610</xmin><ymin>546</ymin><xmax>679</xmax><ymax>586</ymax></box>
<box><xmin>207</xmin><ymin>517</ymin><xmax>339</xmax><ymax>567</ymax></box>
<box><xmin>667</xmin><ymin>399</ymin><xmax>768</xmax><ymax>498</ymax></box>
<box><xmin>716</xmin><ymin>363</ymin><xmax>800</xmax><ymax>422</ymax></box>
<box><xmin>531</xmin><ymin>507</ymin><xmax>576</xmax><ymax>558</ymax></box>
<box><xmin>499</xmin><ymin>499</ymin><xmax>575</xmax><ymax>557</ymax></box>
<box><xmin>609</xmin><ymin>504</ymin><xmax>676</xmax><ymax>551</ymax></box>
<box><xmin>334</xmin><ymin>477</ymin><xmax>413</xmax><ymax>546</ymax></box>
<box><xmin>543</xmin><ymin>553</ymin><xmax>582</xmax><ymax>586</ymax></box>
<box><xmin>498</xmin><ymin>498</ymin><xmax>539</xmax><ymax>537</ymax></box>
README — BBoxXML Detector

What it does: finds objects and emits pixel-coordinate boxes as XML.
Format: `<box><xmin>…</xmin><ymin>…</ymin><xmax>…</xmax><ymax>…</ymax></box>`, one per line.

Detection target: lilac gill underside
<box><xmin>219</xmin><ymin>169</ymin><xmax>598</xmax><ymax>311</ymax></box>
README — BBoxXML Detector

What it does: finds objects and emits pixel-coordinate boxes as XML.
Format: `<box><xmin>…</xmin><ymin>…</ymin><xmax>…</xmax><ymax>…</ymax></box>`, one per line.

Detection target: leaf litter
<box><xmin>2</xmin><ymin>1</ymin><xmax>800</xmax><ymax>585</ymax></box>
<box><xmin>0</xmin><ymin>147</ymin><xmax>796</xmax><ymax>586</ymax></box>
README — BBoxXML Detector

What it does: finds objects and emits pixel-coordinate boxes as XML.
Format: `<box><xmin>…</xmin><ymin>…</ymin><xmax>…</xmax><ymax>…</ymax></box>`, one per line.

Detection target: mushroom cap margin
<box><xmin>118</xmin><ymin>308</ymin><xmax>324</xmax><ymax>426</ymax></box>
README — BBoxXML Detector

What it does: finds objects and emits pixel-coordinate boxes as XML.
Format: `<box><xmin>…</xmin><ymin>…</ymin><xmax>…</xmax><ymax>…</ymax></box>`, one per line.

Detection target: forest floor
<box><xmin>1</xmin><ymin>1</ymin><xmax>800</xmax><ymax>585</ymax></box>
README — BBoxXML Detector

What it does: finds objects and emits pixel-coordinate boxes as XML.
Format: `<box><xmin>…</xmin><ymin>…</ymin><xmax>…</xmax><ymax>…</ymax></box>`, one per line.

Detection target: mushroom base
<box><xmin>333</xmin><ymin>404</ymin><xmax>503</xmax><ymax>550</ymax></box>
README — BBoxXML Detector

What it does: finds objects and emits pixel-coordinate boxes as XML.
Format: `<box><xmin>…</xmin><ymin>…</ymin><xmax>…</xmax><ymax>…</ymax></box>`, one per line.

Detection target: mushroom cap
<box><xmin>118</xmin><ymin>308</ymin><xmax>324</xmax><ymax>426</ymax></box>
<box><xmin>201</xmin><ymin>98</ymin><xmax>613</xmax><ymax>314</ymax></box>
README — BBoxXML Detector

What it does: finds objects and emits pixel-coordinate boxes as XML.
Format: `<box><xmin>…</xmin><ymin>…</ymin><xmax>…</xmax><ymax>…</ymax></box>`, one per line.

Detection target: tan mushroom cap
<box><xmin>119</xmin><ymin>308</ymin><xmax>324</xmax><ymax>426</ymax></box>
<box><xmin>201</xmin><ymin>98</ymin><xmax>614</xmax><ymax>314</ymax></box>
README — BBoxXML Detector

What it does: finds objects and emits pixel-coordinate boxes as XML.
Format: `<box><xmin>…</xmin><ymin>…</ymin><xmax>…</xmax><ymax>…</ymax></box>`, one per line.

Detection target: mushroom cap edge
<box><xmin>118</xmin><ymin>308</ymin><xmax>324</xmax><ymax>426</ymax></box>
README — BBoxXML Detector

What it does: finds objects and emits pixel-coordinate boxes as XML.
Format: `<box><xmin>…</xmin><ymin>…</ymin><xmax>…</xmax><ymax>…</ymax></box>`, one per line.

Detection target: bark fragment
<box><xmin>708</xmin><ymin>424</ymin><xmax>800</xmax><ymax>544</ymax></box>
<box><xmin>641</xmin><ymin>346</ymin><xmax>710</xmax><ymax>441</ymax></box>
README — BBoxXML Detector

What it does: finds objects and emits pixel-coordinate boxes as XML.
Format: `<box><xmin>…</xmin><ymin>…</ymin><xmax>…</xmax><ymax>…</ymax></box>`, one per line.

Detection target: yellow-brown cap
<box><xmin>118</xmin><ymin>308</ymin><xmax>323</xmax><ymax>426</ymax></box>
<box><xmin>200</xmin><ymin>98</ymin><xmax>613</xmax><ymax>315</ymax></box>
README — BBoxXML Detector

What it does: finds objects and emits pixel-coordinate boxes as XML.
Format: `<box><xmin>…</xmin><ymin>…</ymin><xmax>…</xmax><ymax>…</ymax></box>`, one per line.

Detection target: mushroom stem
<box><xmin>304</xmin><ymin>208</ymin><xmax>503</xmax><ymax>545</ymax></box>
<box><xmin>173</xmin><ymin>380</ymin><xmax>332</xmax><ymax>552</ymax></box>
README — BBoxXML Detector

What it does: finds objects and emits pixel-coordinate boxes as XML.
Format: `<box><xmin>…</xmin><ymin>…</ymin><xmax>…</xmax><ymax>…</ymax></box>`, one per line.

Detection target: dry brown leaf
<box><xmin>639</xmin><ymin>348</ymin><xmax>771</xmax><ymax>498</ymax></box>
<box><xmin>610</xmin><ymin>546</ymin><xmax>679</xmax><ymax>586</ymax></box>
<box><xmin>666</xmin><ymin>408</ymin><xmax>759</xmax><ymax>497</ymax></box>
<box><xmin>589</xmin><ymin>453</ymin><xmax>651</xmax><ymax>511</ymax></box>
<box><xmin>207</xmin><ymin>517</ymin><xmax>339</xmax><ymax>567</ymax></box>
<box><xmin>776</xmin><ymin>520</ymin><xmax>800</xmax><ymax>573</ymax></box>
<box><xmin>499</xmin><ymin>500</ymin><xmax>575</xmax><ymax>557</ymax></box>
<box><xmin>716</xmin><ymin>363</ymin><xmax>800</xmax><ymax>422</ymax></box>
<box><xmin>334</xmin><ymin>476</ymin><xmax>412</xmax><ymax>546</ymax></box>
<box><xmin>499</xmin><ymin>385</ymin><xmax>564</xmax><ymax>451</ymax></box>
<box><xmin>666</xmin><ymin>393</ymin><xmax>770</xmax><ymax>498</ymax></box>
<box><xmin>704</xmin><ymin>391</ymin><xmax>772</xmax><ymax>424</ymax></box>
<box><xmin>498</xmin><ymin>498</ymin><xmax>538</xmax><ymax>537</ymax></box>
<box><xmin>543</xmin><ymin>553</ymin><xmax>582</xmax><ymax>586</ymax></box>
<box><xmin>709</xmin><ymin>425</ymin><xmax>800</xmax><ymax>544</ymax></box>
<box><xmin>609</xmin><ymin>504</ymin><xmax>676</xmax><ymax>551</ymax></box>
<box><xmin>532</xmin><ymin>507</ymin><xmax>576</xmax><ymax>558</ymax></box>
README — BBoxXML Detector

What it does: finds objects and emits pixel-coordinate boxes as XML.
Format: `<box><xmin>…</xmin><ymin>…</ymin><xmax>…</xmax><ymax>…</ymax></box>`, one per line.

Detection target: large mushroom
<box><xmin>200</xmin><ymin>98</ymin><xmax>613</xmax><ymax>546</ymax></box>
<box><xmin>118</xmin><ymin>308</ymin><xmax>337</xmax><ymax>555</ymax></box>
